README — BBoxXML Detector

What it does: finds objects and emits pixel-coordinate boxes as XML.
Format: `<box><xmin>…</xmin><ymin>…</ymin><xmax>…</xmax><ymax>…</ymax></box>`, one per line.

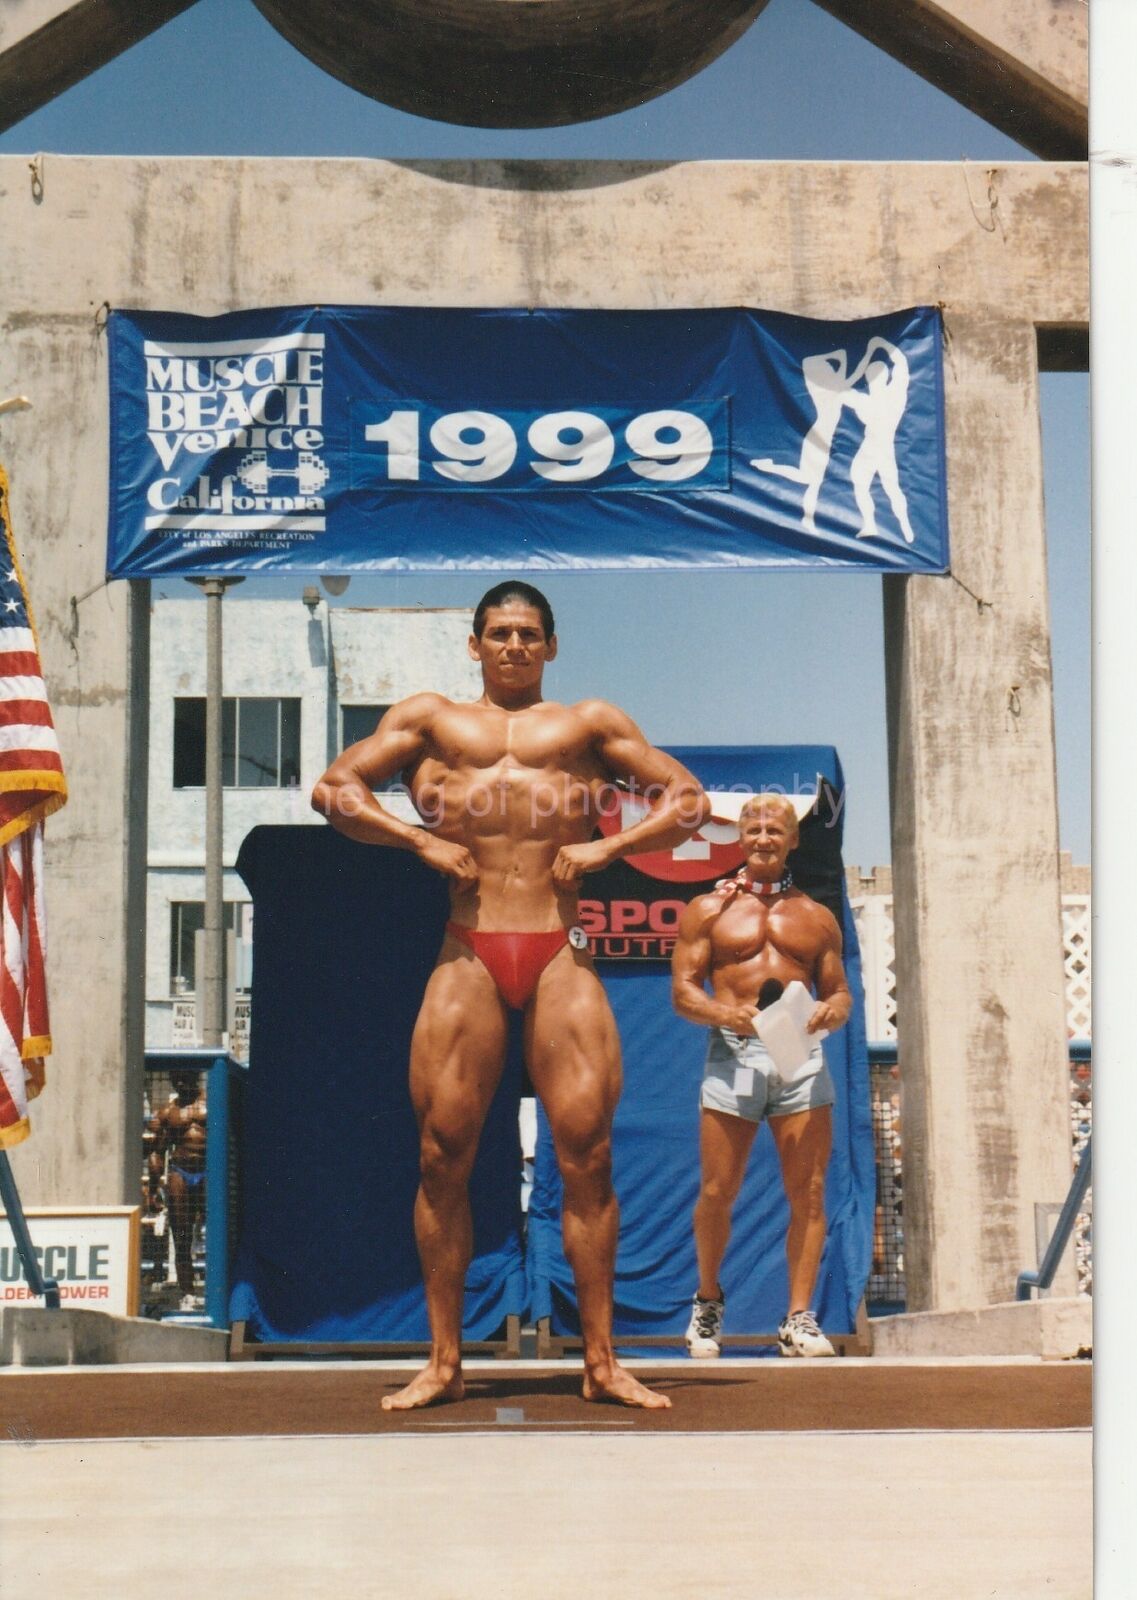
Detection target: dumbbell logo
<box><xmin>237</xmin><ymin>450</ymin><xmax>330</xmax><ymax>496</ymax></box>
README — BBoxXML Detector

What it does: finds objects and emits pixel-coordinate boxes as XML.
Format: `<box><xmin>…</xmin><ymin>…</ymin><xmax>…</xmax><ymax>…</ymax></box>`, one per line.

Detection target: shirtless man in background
<box><xmin>671</xmin><ymin>793</ymin><xmax>852</xmax><ymax>1359</ymax></box>
<box><xmin>147</xmin><ymin>1068</ymin><xmax>207</xmax><ymax>1311</ymax></box>
<box><xmin>313</xmin><ymin>581</ymin><xmax>708</xmax><ymax>1408</ymax></box>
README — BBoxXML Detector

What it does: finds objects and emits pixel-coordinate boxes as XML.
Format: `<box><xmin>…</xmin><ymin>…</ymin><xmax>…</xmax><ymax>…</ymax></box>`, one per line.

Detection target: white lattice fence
<box><xmin>852</xmin><ymin>893</ymin><xmax>1091</xmax><ymax>1043</ymax></box>
<box><xmin>1061</xmin><ymin>897</ymin><xmax>1092</xmax><ymax>1291</ymax></box>
<box><xmin>1062</xmin><ymin>895</ymin><xmax>1092</xmax><ymax>1039</ymax></box>
<box><xmin>850</xmin><ymin>895</ymin><xmax>897</xmax><ymax>1041</ymax></box>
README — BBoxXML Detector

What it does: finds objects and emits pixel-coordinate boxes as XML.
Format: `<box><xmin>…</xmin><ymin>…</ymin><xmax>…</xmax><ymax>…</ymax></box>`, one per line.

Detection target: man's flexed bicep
<box><xmin>313</xmin><ymin>695</ymin><xmax>436</xmax><ymax>802</ymax></box>
<box><xmin>806</xmin><ymin>910</ymin><xmax>853</xmax><ymax>1035</ymax></box>
<box><xmin>670</xmin><ymin>897</ymin><xmax>754</xmax><ymax>1034</ymax></box>
<box><xmin>589</xmin><ymin>700</ymin><xmax>709</xmax><ymax>854</ymax></box>
<box><xmin>311</xmin><ymin>696</ymin><xmax>440</xmax><ymax>848</ymax></box>
<box><xmin>548</xmin><ymin>701</ymin><xmax>708</xmax><ymax>888</ymax></box>
<box><xmin>670</xmin><ymin>902</ymin><xmax>714</xmax><ymax>1020</ymax></box>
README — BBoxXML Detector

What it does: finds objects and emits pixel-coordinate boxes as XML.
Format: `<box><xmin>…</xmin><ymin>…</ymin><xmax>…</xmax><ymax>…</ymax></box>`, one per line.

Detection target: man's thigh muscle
<box><xmin>410</xmin><ymin>941</ymin><xmax>509</xmax><ymax>1138</ymax></box>
<box><xmin>523</xmin><ymin>948</ymin><xmax>621</xmax><ymax>1140</ymax></box>
<box><xmin>700</xmin><ymin>1107</ymin><xmax>760</xmax><ymax>1199</ymax></box>
<box><xmin>770</xmin><ymin>1105</ymin><xmax>833</xmax><ymax>1184</ymax></box>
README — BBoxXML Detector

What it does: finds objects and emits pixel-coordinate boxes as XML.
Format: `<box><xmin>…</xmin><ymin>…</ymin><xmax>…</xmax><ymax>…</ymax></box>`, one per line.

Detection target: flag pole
<box><xmin>0</xmin><ymin>1152</ymin><xmax>59</xmax><ymax>1308</ymax></box>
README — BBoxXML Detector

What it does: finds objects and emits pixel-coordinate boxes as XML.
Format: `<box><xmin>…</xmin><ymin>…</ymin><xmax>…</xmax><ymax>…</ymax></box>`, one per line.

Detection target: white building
<box><xmin>144</xmin><ymin>596</ymin><xmax>480</xmax><ymax>1051</ymax></box>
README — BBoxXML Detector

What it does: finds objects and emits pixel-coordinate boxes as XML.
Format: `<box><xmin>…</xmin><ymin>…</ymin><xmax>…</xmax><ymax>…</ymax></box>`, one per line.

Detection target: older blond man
<box><xmin>670</xmin><ymin>793</ymin><xmax>852</xmax><ymax>1358</ymax></box>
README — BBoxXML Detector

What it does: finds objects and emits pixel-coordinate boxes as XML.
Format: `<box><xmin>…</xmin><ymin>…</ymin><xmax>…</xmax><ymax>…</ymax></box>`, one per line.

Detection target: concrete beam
<box><xmin>0</xmin><ymin>156</ymin><xmax>1088</xmax><ymax>320</ymax></box>
<box><xmin>0</xmin><ymin>0</ymin><xmax>201</xmax><ymax>135</ymax></box>
<box><xmin>251</xmin><ymin>0</ymin><xmax>772</xmax><ymax>129</ymax></box>
<box><xmin>811</xmin><ymin>0</ymin><xmax>1087</xmax><ymax>159</ymax></box>
<box><xmin>885</xmin><ymin>315</ymin><xmax>1076</xmax><ymax>1309</ymax></box>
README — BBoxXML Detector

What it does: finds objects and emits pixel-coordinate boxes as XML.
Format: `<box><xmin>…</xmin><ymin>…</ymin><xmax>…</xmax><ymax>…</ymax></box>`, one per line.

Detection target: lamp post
<box><xmin>186</xmin><ymin>575</ymin><xmax>243</xmax><ymax>1048</ymax></box>
<box><xmin>315</xmin><ymin>576</ymin><xmax>350</xmax><ymax>768</ymax></box>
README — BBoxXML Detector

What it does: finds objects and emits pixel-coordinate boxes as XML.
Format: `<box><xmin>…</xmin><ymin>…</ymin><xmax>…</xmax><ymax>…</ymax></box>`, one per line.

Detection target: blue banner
<box><xmin>106</xmin><ymin>305</ymin><xmax>948</xmax><ymax>577</ymax></box>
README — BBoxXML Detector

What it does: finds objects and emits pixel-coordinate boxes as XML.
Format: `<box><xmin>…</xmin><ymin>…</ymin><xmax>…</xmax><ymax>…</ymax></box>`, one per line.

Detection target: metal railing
<box><xmin>1016</xmin><ymin>1133</ymin><xmax>1092</xmax><ymax>1300</ymax></box>
<box><xmin>0</xmin><ymin>1151</ymin><xmax>60</xmax><ymax>1309</ymax></box>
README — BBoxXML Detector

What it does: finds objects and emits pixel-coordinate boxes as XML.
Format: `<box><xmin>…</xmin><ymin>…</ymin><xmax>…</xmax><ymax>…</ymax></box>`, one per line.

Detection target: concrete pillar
<box><xmin>122</xmin><ymin>579</ymin><xmax>150</xmax><ymax>1200</ymax></box>
<box><xmin>0</xmin><ymin>306</ymin><xmax>135</xmax><ymax>1205</ymax></box>
<box><xmin>884</xmin><ymin>316</ymin><xmax>1074</xmax><ymax>1310</ymax></box>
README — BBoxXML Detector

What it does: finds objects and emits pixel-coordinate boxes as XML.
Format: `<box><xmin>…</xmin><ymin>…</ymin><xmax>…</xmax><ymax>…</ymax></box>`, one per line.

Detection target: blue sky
<box><xmin>0</xmin><ymin>0</ymin><xmax>1089</xmax><ymax>868</ymax></box>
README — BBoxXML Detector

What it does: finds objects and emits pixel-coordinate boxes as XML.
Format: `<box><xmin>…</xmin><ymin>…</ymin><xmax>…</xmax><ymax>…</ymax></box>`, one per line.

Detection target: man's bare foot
<box><xmin>380</xmin><ymin>1363</ymin><xmax>465</xmax><ymax>1411</ymax></box>
<box><xmin>583</xmin><ymin>1362</ymin><xmax>671</xmax><ymax>1409</ymax></box>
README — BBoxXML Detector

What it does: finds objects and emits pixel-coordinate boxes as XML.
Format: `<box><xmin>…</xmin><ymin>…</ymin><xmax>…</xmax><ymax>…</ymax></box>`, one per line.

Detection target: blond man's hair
<box><xmin>738</xmin><ymin>792</ymin><xmax>800</xmax><ymax>841</ymax></box>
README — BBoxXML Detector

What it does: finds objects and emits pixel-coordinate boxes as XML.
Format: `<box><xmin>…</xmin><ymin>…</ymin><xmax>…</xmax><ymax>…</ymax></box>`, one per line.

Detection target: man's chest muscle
<box><xmin>712</xmin><ymin>902</ymin><xmax>818</xmax><ymax>967</ymax></box>
<box><xmin>431</xmin><ymin>706</ymin><xmax>594</xmax><ymax>774</ymax></box>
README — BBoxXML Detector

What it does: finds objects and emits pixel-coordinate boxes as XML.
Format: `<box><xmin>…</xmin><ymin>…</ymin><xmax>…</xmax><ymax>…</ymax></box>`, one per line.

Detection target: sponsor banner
<box><xmin>230</xmin><ymin>996</ymin><xmax>251</xmax><ymax>1061</ymax></box>
<box><xmin>171</xmin><ymin>998</ymin><xmax>198</xmax><ymax>1047</ymax></box>
<box><xmin>582</xmin><ymin>773</ymin><xmax>847</xmax><ymax>960</ymax></box>
<box><xmin>107</xmin><ymin>305</ymin><xmax>948</xmax><ymax>578</ymax></box>
<box><xmin>0</xmin><ymin>1205</ymin><xmax>140</xmax><ymax>1314</ymax></box>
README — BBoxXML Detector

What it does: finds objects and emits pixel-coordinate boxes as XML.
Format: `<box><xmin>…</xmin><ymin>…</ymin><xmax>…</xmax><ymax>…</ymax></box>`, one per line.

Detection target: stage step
<box><xmin>0</xmin><ymin>1306</ymin><xmax>228</xmax><ymax>1367</ymax></box>
<box><xmin>869</xmin><ymin>1296</ymin><xmax>1091</xmax><ymax>1359</ymax></box>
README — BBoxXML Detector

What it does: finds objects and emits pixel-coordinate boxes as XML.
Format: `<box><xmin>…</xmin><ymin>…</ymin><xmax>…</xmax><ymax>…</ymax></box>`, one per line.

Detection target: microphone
<box><xmin>757</xmin><ymin>978</ymin><xmax>784</xmax><ymax>1011</ymax></box>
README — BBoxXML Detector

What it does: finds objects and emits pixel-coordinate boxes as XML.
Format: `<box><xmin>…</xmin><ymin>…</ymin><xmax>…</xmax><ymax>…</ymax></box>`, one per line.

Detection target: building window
<box><xmin>173</xmin><ymin>698</ymin><xmax>301</xmax><ymax>788</ymax></box>
<box><xmin>340</xmin><ymin>704</ymin><xmax>389</xmax><ymax>749</ymax></box>
<box><xmin>170</xmin><ymin>901</ymin><xmax>243</xmax><ymax>995</ymax></box>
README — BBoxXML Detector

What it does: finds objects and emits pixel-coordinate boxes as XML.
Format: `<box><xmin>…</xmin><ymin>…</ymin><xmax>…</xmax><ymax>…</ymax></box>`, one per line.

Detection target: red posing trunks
<box><xmin>446</xmin><ymin>924</ymin><xmax>570</xmax><ymax>1010</ymax></box>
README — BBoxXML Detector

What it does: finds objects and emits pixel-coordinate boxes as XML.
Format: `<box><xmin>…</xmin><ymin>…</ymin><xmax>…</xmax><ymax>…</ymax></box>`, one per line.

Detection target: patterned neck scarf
<box><xmin>714</xmin><ymin>865</ymin><xmax>794</xmax><ymax>900</ymax></box>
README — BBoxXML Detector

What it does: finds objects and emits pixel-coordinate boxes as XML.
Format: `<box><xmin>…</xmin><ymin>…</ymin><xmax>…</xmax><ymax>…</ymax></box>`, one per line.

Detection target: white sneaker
<box><xmin>777</xmin><ymin>1309</ymin><xmax>835</xmax><ymax>1357</ymax></box>
<box><xmin>685</xmin><ymin>1291</ymin><xmax>725</xmax><ymax>1358</ymax></box>
<box><xmin>178</xmin><ymin>1294</ymin><xmax>198</xmax><ymax>1313</ymax></box>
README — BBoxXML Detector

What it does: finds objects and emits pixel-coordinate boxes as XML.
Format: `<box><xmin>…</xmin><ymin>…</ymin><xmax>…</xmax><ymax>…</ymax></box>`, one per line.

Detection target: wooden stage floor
<box><xmin>1</xmin><ymin>1356</ymin><xmax>1091</xmax><ymax>1441</ymax></box>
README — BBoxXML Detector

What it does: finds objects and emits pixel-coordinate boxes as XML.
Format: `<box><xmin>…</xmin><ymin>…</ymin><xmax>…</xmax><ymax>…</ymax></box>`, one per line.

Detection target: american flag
<box><xmin>0</xmin><ymin>467</ymin><xmax>67</xmax><ymax>1148</ymax></box>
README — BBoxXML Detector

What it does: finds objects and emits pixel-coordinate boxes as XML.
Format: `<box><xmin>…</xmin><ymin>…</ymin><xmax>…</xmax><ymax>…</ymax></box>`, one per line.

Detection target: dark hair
<box><xmin>472</xmin><ymin>581</ymin><xmax>555</xmax><ymax>641</ymax></box>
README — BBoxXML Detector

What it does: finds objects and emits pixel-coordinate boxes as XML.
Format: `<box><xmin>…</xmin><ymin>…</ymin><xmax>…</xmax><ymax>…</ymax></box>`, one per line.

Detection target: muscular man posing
<box><xmin>312</xmin><ymin>581</ymin><xmax>708</xmax><ymax>1408</ymax></box>
<box><xmin>671</xmin><ymin>793</ymin><xmax>852</xmax><ymax>1359</ymax></box>
<box><xmin>147</xmin><ymin>1068</ymin><xmax>207</xmax><ymax>1311</ymax></box>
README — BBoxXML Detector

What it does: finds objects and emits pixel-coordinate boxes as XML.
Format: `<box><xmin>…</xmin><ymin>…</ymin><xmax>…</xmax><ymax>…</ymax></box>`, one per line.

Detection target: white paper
<box><xmin>754</xmin><ymin>979</ymin><xmax>827</xmax><ymax>1080</ymax></box>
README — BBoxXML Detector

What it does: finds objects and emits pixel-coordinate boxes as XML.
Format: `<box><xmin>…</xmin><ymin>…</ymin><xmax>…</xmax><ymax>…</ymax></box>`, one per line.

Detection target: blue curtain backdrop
<box><xmin>229</xmin><ymin>746</ymin><xmax>872</xmax><ymax>1345</ymax></box>
<box><xmin>230</xmin><ymin>826</ymin><xmax>528</xmax><ymax>1341</ymax></box>
<box><xmin>526</xmin><ymin>745</ymin><xmax>874</xmax><ymax>1343</ymax></box>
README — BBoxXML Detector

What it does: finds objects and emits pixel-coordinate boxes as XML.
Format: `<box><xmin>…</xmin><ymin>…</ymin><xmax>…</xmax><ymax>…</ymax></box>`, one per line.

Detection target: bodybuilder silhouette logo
<box><xmin>752</xmin><ymin>337</ymin><xmax>915</xmax><ymax>544</ymax></box>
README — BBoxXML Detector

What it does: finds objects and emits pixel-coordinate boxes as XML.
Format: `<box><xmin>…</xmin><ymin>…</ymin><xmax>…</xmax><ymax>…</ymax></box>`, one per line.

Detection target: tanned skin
<box><xmin>313</xmin><ymin>598</ymin><xmax>708</xmax><ymax>1408</ymax></box>
<box><xmin>147</xmin><ymin>1069</ymin><xmax>207</xmax><ymax>1300</ymax></box>
<box><xmin>671</xmin><ymin>802</ymin><xmax>851</xmax><ymax>1316</ymax></box>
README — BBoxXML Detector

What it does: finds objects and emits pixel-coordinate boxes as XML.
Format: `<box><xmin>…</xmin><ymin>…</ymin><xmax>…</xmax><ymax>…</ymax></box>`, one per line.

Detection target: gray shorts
<box><xmin>700</xmin><ymin>1028</ymin><xmax>835</xmax><ymax>1124</ymax></box>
